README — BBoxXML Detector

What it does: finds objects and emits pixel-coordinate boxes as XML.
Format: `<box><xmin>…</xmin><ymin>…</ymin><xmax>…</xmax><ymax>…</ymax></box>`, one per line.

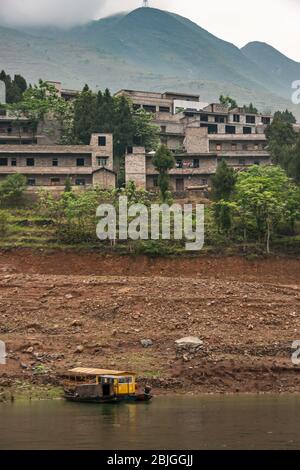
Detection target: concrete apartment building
<box><xmin>120</xmin><ymin>90</ymin><xmax>273</xmax><ymax>193</ymax></box>
<box><xmin>0</xmin><ymin>133</ymin><xmax>116</xmax><ymax>189</ymax></box>
<box><xmin>0</xmin><ymin>86</ymin><xmax>276</xmax><ymax>193</ymax></box>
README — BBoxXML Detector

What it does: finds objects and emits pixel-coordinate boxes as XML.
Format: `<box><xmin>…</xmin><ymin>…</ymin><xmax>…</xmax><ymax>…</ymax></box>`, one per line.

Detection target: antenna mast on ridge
<box><xmin>143</xmin><ymin>0</ymin><xmax>149</xmax><ymax>7</ymax></box>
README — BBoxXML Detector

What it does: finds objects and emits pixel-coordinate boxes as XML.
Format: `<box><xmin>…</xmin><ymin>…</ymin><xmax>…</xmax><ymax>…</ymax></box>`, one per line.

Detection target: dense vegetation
<box><xmin>0</xmin><ymin>70</ymin><xmax>27</xmax><ymax>104</ymax></box>
<box><xmin>266</xmin><ymin>110</ymin><xmax>300</xmax><ymax>182</ymax></box>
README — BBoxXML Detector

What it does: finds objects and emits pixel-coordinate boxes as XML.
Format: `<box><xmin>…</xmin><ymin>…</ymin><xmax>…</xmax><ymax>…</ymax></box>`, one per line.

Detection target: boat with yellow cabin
<box><xmin>63</xmin><ymin>368</ymin><xmax>152</xmax><ymax>403</ymax></box>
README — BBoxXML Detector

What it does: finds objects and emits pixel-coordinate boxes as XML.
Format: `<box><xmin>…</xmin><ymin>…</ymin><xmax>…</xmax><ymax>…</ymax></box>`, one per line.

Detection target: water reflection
<box><xmin>0</xmin><ymin>396</ymin><xmax>300</xmax><ymax>450</ymax></box>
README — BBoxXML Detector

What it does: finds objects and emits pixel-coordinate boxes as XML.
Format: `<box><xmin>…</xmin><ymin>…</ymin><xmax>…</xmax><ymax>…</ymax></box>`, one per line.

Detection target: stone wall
<box><xmin>125</xmin><ymin>147</ymin><xmax>146</xmax><ymax>189</ymax></box>
<box><xmin>184</xmin><ymin>127</ymin><xmax>209</xmax><ymax>153</ymax></box>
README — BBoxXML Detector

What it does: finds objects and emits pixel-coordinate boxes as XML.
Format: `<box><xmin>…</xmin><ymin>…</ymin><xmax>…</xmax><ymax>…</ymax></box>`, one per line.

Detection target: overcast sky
<box><xmin>0</xmin><ymin>0</ymin><xmax>299</xmax><ymax>61</ymax></box>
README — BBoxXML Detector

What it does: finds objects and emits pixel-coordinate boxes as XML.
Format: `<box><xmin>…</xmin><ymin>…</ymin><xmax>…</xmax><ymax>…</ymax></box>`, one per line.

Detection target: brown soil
<box><xmin>0</xmin><ymin>249</ymin><xmax>300</xmax><ymax>396</ymax></box>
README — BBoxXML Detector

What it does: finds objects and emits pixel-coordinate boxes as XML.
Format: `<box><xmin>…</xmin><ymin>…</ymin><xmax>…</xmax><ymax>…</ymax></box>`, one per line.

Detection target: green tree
<box><xmin>219</xmin><ymin>95</ymin><xmax>238</xmax><ymax>109</ymax></box>
<box><xmin>133</xmin><ymin>109</ymin><xmax>160</xmax><ymax>151</ymax></box>
<box><xmin>0</xmin><ymin>174</ymin><xmax>27</xmax><ymax>206</ymax></box>
<box><xmin>0</xmin><ymin>70</ymin><xmax>27</xmax><ymax>103</ymax></box>
<box><xmin>266</xmin><ymin>112</ymin><xmax>297</xmax><ymax>179</ymax></box>
<box><xmin>243</xmin><ymin>103</ymin><xmax>258</xmax><ymax>114</ymax></box>
<box><xmin>211</xmin><ymin>160</ymin><xmax>236</xmax><ymax>201</ymax></box>
<box><xmin>8</xmin><ymin>80</ymin><xmax>73</xmax><ymax>142</ymax></box>
<box><xmin>152</xmin><ymin>145</ymin><xmax>175</xmax><ymax>201</ymax></box>
<box><xmin>273</xmin><ymin>109</ymin><xmax>296</xmax><ymax>125</ymax></box>
<box><xmin>211</xmin><ymin>160</ymin><xmax>236</xmax><ymax>233</ymax></box>
<box><xmin>235</xmin><ymin>166</ymin><xmax>299</xmax><ymax>253</ymax></box>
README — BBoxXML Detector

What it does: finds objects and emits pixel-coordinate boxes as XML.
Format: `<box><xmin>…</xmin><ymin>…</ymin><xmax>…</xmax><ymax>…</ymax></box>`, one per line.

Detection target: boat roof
<box><xmin>68</xmin><ymin>368</ymin><xmax>136</xmax><ymax>377</ymax></box>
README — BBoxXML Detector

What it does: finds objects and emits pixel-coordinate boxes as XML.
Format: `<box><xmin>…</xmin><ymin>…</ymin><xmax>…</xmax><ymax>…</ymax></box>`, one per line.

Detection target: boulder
<box><xmin>175</xmin><ymin>336</ymin><xmax>205</xmax><ymax>360</ymax></box>
<box><xmin>141</xmin><ymin>339</ymin><xmax>153</xmax><ymax>348</ymax></box>
<box><xmin>175</xmin><ymin>336</ymin><xmax>203</xmax><ymax>349</ymax></box>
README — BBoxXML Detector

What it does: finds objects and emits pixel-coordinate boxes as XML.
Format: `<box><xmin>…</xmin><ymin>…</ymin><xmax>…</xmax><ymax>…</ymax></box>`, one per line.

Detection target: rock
<box><xmin>25</xmin><ymin>347</ymin><xmax>34</xmax><ymax>354</ymax></box>
<box><xmin>175</xmin><ymin>336</ymin><xmax>204</xmax><ymax>349</ymax></box>
<box><xmin>175</xmin><ymin>336</ymin><xmax>205</xmax><ymax>360</ymax></box>
<box><xmin>20</xmin><ymin>362</ymin><xmax>28</xmax><ymax>369</ymax></box>
<box><xmin>75</xmin><ymin>345</ymin><xmax>84</xmax><ymax>354</ymax></box>
<box><xmin>71</xmin><ymin>320</ymin><xmax>82</xmax><ymax>327</ymax></box>
<box><xmin>141</xmin><ymin>339</ymin><xmax>153</xmax><ymax>348</ymax></box>
<box><xmin>65</xmin><ymin>294</ymin><xmax>73</xmax><ymax>300</ymax></box>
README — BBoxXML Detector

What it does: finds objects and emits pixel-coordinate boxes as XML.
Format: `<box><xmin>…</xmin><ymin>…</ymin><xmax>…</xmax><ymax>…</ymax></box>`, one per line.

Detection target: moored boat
<box><xmin>63</xmin><ymin>367</ymin><xmax>153</xmax><ymax>404</ymax></box>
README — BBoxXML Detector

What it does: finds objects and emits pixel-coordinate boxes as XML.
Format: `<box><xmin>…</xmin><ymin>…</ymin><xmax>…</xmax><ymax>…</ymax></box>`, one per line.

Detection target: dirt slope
<box><xmin>0</xmin><ymin>250</ymin><xmax>300</xmax><ymax>395</ymax></box>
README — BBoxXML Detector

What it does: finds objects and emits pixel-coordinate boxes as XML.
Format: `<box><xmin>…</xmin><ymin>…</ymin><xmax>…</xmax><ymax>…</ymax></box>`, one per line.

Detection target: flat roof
<box><xmin>68</xmin><ymin>368</ymin><xmax>136</xmax><ymax>377</ymax></box>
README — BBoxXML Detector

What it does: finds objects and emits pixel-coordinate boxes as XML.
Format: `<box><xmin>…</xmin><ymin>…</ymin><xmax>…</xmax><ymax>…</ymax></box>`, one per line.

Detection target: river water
<box><xmin>1</xmin><ymin>395</ymin><xmax>300</xmax><ymax>450</ymax></box>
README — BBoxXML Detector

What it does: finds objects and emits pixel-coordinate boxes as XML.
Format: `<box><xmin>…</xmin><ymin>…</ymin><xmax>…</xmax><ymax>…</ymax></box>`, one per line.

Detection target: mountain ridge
<box><xmin>0</xmin><ymin>7</ymin><xmax>299</xmax><ymax>117</ymax></box>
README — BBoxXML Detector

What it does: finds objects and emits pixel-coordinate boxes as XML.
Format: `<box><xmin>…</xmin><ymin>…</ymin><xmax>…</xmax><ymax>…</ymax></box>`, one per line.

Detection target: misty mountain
<box><xmin>242</xmin><ymin>41</ymin><xmax>300</xmax><ymax>94</ymax></box>
<box><xmin>1</xmin><ymin>7</ymin><xmax>299</xmax><ymax>117</ymax></box>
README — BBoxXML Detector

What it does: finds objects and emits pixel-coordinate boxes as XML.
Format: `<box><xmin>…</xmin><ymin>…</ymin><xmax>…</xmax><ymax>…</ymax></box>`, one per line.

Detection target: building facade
<box><xmin>0</xmin><ymin>87</ymin><xmax>279</xmax><ymax>193</ymax></box>
<box><xmin>120</xmin><ymin>90</ymin><xmax>273</xmax><ymax>193</ymax></box>
<box><xmin>0</xmin><ymin>133</ymin><xmax>116</xmax><ymax>189</ymax></box>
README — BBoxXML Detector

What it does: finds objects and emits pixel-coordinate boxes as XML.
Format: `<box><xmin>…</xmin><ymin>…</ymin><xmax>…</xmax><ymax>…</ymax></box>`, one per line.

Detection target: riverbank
<box><xmin>0</xmin><ymin>249</ymin><xmax>300</xmax><ymax>397</ymax></box>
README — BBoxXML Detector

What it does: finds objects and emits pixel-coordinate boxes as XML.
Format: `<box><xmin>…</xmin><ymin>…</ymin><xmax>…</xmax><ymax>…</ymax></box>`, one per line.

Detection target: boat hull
<box><xmin>64</xmin><ymin>393</ymin><xmax>153</xmax><ymax>404</ymax></box>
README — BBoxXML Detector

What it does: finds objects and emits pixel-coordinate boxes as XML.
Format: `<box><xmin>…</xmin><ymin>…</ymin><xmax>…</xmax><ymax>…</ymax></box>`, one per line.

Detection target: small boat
<box><xmin>63</xmin><ymin>367</ymin><xmax>153</xmax><ymax>404</ymax></box>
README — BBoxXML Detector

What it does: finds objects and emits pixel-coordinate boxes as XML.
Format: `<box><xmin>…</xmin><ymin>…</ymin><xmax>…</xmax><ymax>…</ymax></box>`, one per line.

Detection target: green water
<box><xmin>1</xmin><ymin>395</ymin><xmax>300</xmax><ymax>450</ymax></box>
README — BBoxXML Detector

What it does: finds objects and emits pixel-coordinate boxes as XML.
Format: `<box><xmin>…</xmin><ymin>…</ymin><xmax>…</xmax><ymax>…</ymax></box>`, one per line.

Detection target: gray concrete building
<box><xmin>122</xmin><ymin>90</ymin><xmax>273</xmax><ymax>194</ymax></box>
<box><xmin>0</xmin><ymin>133</ymin><xmax>116</xmax><ymax>189</ymax></box>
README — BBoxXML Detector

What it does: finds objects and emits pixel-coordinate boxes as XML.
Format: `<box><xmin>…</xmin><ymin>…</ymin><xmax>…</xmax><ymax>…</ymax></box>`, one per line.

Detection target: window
<box><xmin>76</xmin><ymin>158</ymin><xmax>85</xmax><ymax>167</ymax></box>
<box><xmin>50</xmin><ymin>177</ymin><xmax>60</xmax><ymax>185</ymax></box>
<box><xmin>233</xmin><ymin>114</ymin><xmax>240</xmax><ymax>123</ymax></box>
<box><xmin>200</xmin><ymin>114</ymin><xmax>208</xmax><ymax>122</ymax></box>
<box><xmin>243</xmin><ymin>127</ymin><xmax>252</xmax><ymax>135</ymax></box>
<box><xmin>216</xmin><ymin>144</ymin><xmax>222</xmax><ymax>151</ymax></box>
<box><xmin>239</xmin><ymin>158</ymin><xmax>246</xmax><ymax>166</ymax></box>
<box><xmin>75</xmin><ymin>178</ymin><xmax>86</xmax><ymax>186</ymax></box>
<box><xmin>176</xmin><ymin>159</ymin><xmax>183</xmax><ymax>169</ymax></box>
<box><xmin>159</xmin><ymin>106</ymin><xmax>170</xmax><ymax>113</ymax></box>
<box><xmin>22</xmin><ymin>127</ymin><xmax>29</xmax><ymax>134</ymax></box>
<box><xmin>254</xmin><ymin>160</ymin><xmax>260</xmax><ymax>166</ymax></box>
<box><xmin>26</xmin><ymin>158</ymin><xmax>35</xmax><ymax>166</ymax></box>
<box><xmin>0</xmin><ymin>109</ymin><xmax>6</xmax><ymax>116</ymax></box>
<box><xmin>161</xmin><ymin>136</ymin><xmax>167</xmax><ymax>145</ymax></box>
<box><xmin>215</xmin><ymin>115</ymin><xmax>225</xmax><ymax>123</ymax></box>
<box><xmin>242</xmin><ymin>144</ymin><xmax>248</xmax><ymax>151</ymax></box>
<box><xmin>254</xmin><ymin>144</ymin><xmax>259</xmax><ymax>151</ymax></box>
<box><xmin>52</xmin><ymin>158</ymin><xmax>58</xmax><ymax>167</ymax></box>
<box><xmin>127</xmin><ymin>146</ymin><xmax>133</xmax><ymax>154</ymax></box>
<box><xmin>193</xmin><ymin>159</ymin><xmax>200</xmax><ymax>168</ymax></box>
<box><xmin>160</xmin><ymin>126</ymin><xmax>167</xmax><ymax>133</ymax></box>
<box><xmin>202</xmin><ymin>179</ymin><xmax>208</xmax><ymax>186</ymax></box>
<box><xmin>27</xmin><ymin>178</ymin><xmax>36</xmax><ymax>186</ymax></box>
<box><xmin>262</xmin><ymin>117</ymin><xmax>271</xmax><ymax>125</ymax></box>
<box><xmin>0</xmin><ymin>158</ymin><xmax>8</xmax><ymax>166</ymax></box>
<box><xmin>153</xmin><ymin>176</ymin><xmax>159</xmax><ymax>187</ymax></box>
<box><xmin>98</xmin><ymin>136</ymin><xmax>106</xmax><ymax>147</ymax></box>
<box><xmin>7</xmin><ymin>126</ymin><xmax>12</xmax><ymax>135</ymax></box>
<box><xmin>118</xmin><ymin>377</ymin><xmax>132</xmax><ymax>384</ymax></box>
<box><xmin>246</xmin><ymin>115</ymin><xmax>255</xmax><ymax>124</ymax></box>
<box><xmin>143</xmin><ymin>105</ymin><xmax>156</xmax><ymax>113</ymax></box>
<box><xmin>231</xmin><ymin>144</ymin><xmax>237</xmax><ymax>151</ymax></box>
<box><xmin>133</xmin><ymin>104</ymin><xmax>141</xmax><ymax>111</ymax></box>
<box><xmin>11</xmin><ymin>158</ymin><xmax>17</xmax><ymax>167</ymax></box>
<box><xmin>207</xmin><ymin>124</ymin><xmax>218</xmax><ymax>134</ymax></box>
<box><xmin>225</xmin><ymin>125</ymin><xmax>236</xmax><ymax>134</ymax></box>
<box><xmin>97</xmin><ymin>157</ymin><xmax>108</xmax><ymax>167</ymax></box>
